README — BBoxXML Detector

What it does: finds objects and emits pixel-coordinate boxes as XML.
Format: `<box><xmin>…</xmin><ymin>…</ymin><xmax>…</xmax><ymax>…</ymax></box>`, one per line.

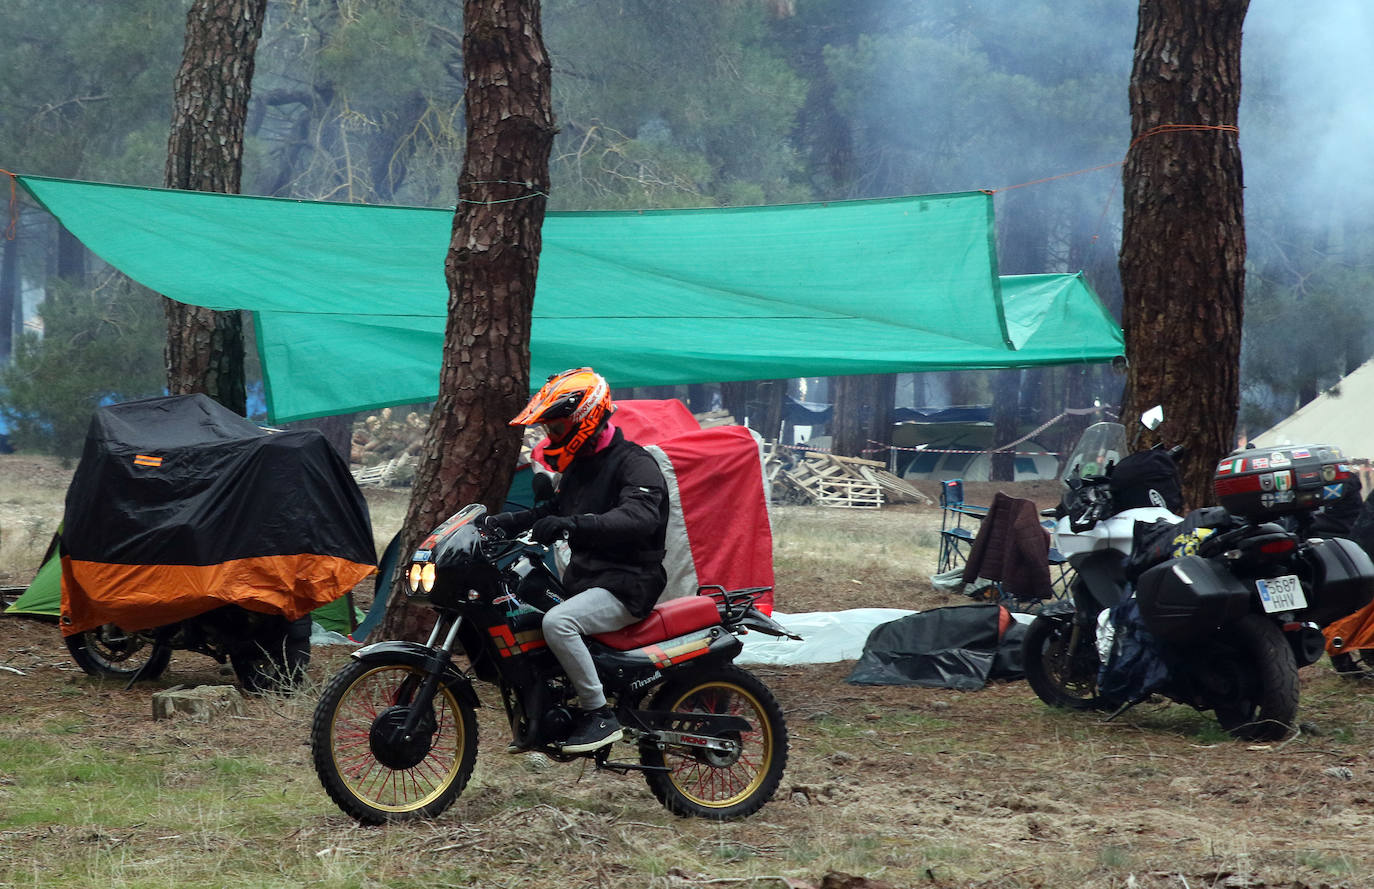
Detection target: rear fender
<box><xmin>350</xmin><ymin>640</ymin><xmax>480</xmax><ymax>709</ymax></box>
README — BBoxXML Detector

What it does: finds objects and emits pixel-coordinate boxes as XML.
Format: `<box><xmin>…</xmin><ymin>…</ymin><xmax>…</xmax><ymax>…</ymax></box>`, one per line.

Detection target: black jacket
<box><xmin>508</xmin><ymin>427</ymin><xmax>669</xmax><ymax>617</ymax></box>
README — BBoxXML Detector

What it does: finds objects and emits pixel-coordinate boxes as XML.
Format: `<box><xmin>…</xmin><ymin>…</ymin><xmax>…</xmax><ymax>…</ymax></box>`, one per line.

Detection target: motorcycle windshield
<box><xmin>1062</xmin><ymin>422</ymin><xmax>1128</xmax><ymax>483</ymax></box>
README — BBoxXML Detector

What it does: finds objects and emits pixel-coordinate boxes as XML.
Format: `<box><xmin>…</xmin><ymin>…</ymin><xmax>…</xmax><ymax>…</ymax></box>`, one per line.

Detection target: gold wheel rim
<box><xmin>329</xmin><ymin>665</ymin><xmax>464</xmax><ymax>813</ymax></box>
<box><xmin>663</xmin><ymin>680</ymin><xmax>773</xmax><ymax>809</ymax></box>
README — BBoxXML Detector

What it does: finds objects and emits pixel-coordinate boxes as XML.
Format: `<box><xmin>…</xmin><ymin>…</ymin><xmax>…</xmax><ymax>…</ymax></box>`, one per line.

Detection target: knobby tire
<box><xmin>311</xmin><ymin>659</ymin><xmax>477</xmax><ymax>824</ymax></box>
<box><xmin>640</xmin><ymin>664</ymin><xmax>787</xmax><ymax>820</ymax></box>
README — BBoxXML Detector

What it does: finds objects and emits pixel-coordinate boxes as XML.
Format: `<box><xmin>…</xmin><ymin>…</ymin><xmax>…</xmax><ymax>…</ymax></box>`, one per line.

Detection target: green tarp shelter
<box><xmin>13</xmin><ymin>175</ymin><xmax>1123</xmax><ymax>423</ymax></box>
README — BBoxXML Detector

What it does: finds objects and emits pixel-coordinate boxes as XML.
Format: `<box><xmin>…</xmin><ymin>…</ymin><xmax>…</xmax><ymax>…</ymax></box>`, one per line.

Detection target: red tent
<box><xmin>537</xmin><ymin>400</ymin><xmax>775</xmax><ymax>614</ymax></box>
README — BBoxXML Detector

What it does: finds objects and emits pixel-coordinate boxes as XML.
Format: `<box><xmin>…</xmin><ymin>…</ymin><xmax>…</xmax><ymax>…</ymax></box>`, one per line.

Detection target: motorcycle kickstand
<box><xmin>1102</xmin><ymin>695</ymin><xmax>1146</xmax><ymax>723</ymax></box>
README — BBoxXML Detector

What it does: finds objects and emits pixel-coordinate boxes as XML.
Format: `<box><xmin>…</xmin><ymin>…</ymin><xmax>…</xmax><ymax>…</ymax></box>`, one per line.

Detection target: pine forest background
<box><xmin>0</xmin><ymin>0</ymin><xmax>1369</xmax><ymax>458</ymax></box>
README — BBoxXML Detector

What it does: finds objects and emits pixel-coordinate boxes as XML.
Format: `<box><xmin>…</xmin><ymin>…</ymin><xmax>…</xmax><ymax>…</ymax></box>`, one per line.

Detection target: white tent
<box><xmin>1252</xmin><ymin>360</ymin><xmax>1374</xmax><ymax>459</ymax></box>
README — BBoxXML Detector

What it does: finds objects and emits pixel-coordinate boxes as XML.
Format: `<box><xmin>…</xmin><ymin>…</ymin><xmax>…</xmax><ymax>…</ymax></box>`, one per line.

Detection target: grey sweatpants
<box><xmin>542</xmin><ymin>586</ymin><xmax>636</xmax><ymax>711</ymax></box>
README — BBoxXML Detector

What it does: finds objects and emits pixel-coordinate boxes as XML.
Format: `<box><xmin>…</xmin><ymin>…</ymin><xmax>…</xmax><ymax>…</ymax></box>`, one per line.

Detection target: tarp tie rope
<box><xmin>455</xmin><ymin>179</ymin><xmax>550</xmax><ymax>206</ymax></box>
<box><xmin>1</xmin><ymin>169</ymin><xmax>17</xmax><ymax>240</ymax></box>
<box><xmin>980</xmin><ymin>123</ymin><xmax>1240</xmax><ymax>195</ymax></box>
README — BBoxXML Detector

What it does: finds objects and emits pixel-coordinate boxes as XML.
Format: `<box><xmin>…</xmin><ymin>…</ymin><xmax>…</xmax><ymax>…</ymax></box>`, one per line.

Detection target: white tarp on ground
<box><xmin>736</xmin><ymin>608</ymin><xmax>916</xmax><ymax>665</ymax></box>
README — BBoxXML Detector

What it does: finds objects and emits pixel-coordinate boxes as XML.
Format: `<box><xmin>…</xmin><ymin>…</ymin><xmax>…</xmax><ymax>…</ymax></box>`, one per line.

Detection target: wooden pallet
<box><xmin>351</xmin><ymin>453</ymin><xmax>416</xmax><ymax>487</ymax></box>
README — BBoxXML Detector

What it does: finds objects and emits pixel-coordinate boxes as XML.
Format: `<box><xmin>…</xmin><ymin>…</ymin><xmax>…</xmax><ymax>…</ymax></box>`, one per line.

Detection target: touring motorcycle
<box><xmin>1023</xmin><ymin>414</ymin><xmax>1374</xmax><ymax>740</ymax></box>
<box><xmin>310</xmin><ymin>501</ymin><xmax>796</xmax><ymax>824</ymax></box>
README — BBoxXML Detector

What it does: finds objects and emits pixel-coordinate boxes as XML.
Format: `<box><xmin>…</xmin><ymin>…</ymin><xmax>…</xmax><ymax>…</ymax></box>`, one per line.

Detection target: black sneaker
<box><xmin>560</xmin><ymin>706</ymin><xmax>623</xmax><ymax>753</ymax></box>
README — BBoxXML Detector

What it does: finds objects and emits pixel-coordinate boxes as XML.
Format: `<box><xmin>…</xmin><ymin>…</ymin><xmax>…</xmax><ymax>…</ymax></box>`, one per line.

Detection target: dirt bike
<box><xmin>310</xmin><ymin>502</ymin><xmax>797</xmax><ymax>824</ymax></box>
<box><xmin>66</xmin><ymin>607</ymin><xmax>313</xmax><ymax>693</ymax></box>
<box><xmin>1023</xmin><ymin>414</ymin><xmax>1374</xmax><ymax>740</ymax></box>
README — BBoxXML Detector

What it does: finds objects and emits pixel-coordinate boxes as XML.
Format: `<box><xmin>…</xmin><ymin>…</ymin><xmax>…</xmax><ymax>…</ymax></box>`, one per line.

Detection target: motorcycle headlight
<box><xmin>408</xmin><ymin>562</ymin><xmax>423</xmax><ymax>592</ymax></box>
<box><xmin>420</xmin><ymin>562</ymin><xmax>436</xmax><ymax>593</ymax></box>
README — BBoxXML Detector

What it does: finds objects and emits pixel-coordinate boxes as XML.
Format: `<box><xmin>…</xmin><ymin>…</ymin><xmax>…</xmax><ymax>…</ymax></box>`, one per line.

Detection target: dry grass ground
<box><xmin>3</xmin><ymin>457</ymin><xmax>1374</xmax><ymax>888</ymax></box>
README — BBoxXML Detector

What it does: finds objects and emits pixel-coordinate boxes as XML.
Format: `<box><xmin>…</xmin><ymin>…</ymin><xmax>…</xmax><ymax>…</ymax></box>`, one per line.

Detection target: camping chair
<box><xmin>1043</xmin><ymin>519</ymin><xmax>1075</xmax><ymax>602</ymax></box>
<box><xmin>937</xmin><ymin>479</ymin><xmax>986</xmax><ymax>572</ymax></box>
<box><xmin>959</xmin><ymin>492</ymin><xmax>1053</xmax><ymax>611</ymax></box>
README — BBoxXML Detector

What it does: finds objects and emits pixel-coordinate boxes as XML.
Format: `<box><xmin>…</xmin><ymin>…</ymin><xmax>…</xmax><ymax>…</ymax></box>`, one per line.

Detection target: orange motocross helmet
<box><xmin>510</xmin><ymin>367</ymin><xmax>614</xmax><ymax>472</ymax></box>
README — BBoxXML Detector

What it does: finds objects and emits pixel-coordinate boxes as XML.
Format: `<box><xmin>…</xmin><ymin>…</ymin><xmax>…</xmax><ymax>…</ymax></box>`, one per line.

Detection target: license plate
<box><xmin>1256</xmin><ymin>574</ymin><xmax>1306</xmax><ymax>613</ymax></box>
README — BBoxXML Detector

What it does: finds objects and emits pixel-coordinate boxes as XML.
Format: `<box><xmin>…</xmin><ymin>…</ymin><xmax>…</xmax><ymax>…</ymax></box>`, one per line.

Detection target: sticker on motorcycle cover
<box><xmin>1260</xmin><ymin>491</ymin><xmax>1296</xmax><ymax>508</ymax></box>
<box><xmin>1251</xmin><ymin>456</ymin><xmax>1270</xmax><ymax>470</ymax></box>
<box><xmin>1269</xmin><ymin>452</ymin><xmax>1290</xmax><ymax>467</ymax></box>
<box><xmin>1274</xmin><ymin>470</ymin><xmax>1293</xmax><ymax>491</ymax></box>
<box><xmin>1323</xmin><ymin>484</ymin><xmax>1345</xmax><ymax>500</ymax></box>
<box><xmin>1216</xmin><ymin>457</ymin><xmax>1243</xmax><ymax>475</ymax></box>
<box><xmin>1298</xmin><ymin>470</ymin><xmax>1321</xmax><ymax>486</ymax></box>
<box><xmin>1259</xmin><ymin>472</ymin><xmax>1275</xmax><ymax>492</ymax></box>
<box><xmin>1292</xmin><ymin>448</ymin><xmax>1311</xmax><ymax>459</ymax></box>
<box><xmin>1323</xmin><ymin>464</ymin><xmax>1337</xmax><ymax>483</ymax></box>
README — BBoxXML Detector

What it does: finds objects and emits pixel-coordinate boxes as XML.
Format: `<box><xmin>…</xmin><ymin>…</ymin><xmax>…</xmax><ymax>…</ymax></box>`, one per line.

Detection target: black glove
<box><xmin>530</xmin><ymin>515</ymin><xmax>577</xmax><ymax>545</ymax></box>
<box><xmin>479</xmin><ymin>512</ymin><xmax>521</xmax><ymax>537</ymax></box>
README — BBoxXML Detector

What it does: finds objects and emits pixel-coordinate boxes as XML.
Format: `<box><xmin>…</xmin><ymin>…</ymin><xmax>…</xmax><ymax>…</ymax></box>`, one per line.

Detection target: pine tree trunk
<box><xmin>832</xmin><ymin>374</ymin><xmax>895</xmax><ymax>460</ymax></box>
<box><xmin>1119</xmin><ymin>0</ymin><xmax>1249</xmax><ymax>508</ymax></box>
<box><xmin>381</xmin><ymin>0</ymin><xmax>554</xmax><ymax>641</ymax></box>
<box><xmin>162</xmin><ymin>0</ymin><xmax>266</xmax><ymax>416</ymax></box>
<box><xmin>0</xmin><ymin>234</ymin><xmax>16</xmax><ymax>363</ymax></box>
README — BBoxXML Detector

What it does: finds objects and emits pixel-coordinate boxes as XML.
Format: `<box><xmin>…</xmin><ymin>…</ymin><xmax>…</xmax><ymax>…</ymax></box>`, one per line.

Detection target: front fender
<box><xmin>350</xmin><ymin>640</ymin><xmax>481</xmax><ymax>710</ymax></box>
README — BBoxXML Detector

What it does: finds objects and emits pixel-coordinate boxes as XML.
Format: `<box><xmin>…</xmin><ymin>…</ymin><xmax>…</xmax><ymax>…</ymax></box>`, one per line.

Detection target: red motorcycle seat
<box><xmin>594</xmin><ymin>595</ymin><xmax>721</xmax><ymax>651</ymax></box>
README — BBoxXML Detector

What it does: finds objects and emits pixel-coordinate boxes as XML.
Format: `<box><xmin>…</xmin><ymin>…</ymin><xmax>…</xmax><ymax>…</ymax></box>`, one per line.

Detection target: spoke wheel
<box><xmin>65</xmin><ymin>624</ymin><xmax>171</xmax><ymax>680</ymax></box>
<box><xmin>311</xmin><ymin>659</ymin><xmax>476</xmax><ymax>824</ymax></box>
<box><xmin>641</xmin><ymin>665</ymin><xmax>787</xmax><ymax>820</ymax></box>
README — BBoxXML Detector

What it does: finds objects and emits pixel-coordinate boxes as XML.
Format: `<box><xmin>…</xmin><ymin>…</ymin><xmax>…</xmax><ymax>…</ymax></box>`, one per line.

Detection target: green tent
<box><xmin>14</xmin><ymin>175</ymin><xmax>1123</xmax><ymax>423</ymax></box>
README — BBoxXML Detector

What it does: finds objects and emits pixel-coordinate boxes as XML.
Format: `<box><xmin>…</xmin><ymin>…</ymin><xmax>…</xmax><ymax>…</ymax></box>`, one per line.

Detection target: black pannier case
<box><xmin>1134</xmin><ymin>555</ymin><xmax>1252</xmax><ymax>642</ymax></box>
<box><xmin>1301</xmin><ymin>536</ymin><xmax>1374</xmax><ymax>627</ymax></box>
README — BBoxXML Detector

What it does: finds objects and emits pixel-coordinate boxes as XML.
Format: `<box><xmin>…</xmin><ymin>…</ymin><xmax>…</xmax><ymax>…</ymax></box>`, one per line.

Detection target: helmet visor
<box><xmin>544</xmin><ymin>418</ymin><xmax>574</xmax><ymax>442</ymax></box>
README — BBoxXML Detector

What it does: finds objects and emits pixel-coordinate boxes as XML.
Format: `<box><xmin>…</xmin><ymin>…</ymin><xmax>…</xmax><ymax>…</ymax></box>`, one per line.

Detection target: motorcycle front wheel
<box><xmin>1212</xmin><ymin>613</ymin><xmax>1299</xmax><ymax>742</ymax></box>
<box><xmin>640</xmin><ymin>664</ymin><xmax>788</xmax><ymax>820</ymax></box>
<box><xmin>1023</xmin><ymin>614</ymin><xmax>1111</xmax><ymax>711</ymax></box>
<box><xmin>65</xmin><ymin>624</ymin><xmax>172</xmax><ymax>681</ymax></box>
<box><xmin>311</xmin><ymin>659</ymin><xmax>478</xmax><ymax>824</ymax></box>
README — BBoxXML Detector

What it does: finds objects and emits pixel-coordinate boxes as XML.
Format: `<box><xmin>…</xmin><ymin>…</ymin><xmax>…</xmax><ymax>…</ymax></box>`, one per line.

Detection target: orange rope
<box><xmin>0</xmin><ymin>169</ymin><xmax>16</xmax><ymax>240</ymax></box>
<box><xmin>984</xmin><ymin>123</ymin><xmax>1240</xmax><ymax>195</ymax></box>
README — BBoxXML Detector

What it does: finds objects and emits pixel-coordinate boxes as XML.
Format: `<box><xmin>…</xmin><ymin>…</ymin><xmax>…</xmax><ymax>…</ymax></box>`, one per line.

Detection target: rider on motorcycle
<box><xmin>481</xmin><ymin>367</ymin><xmax>670</xmax><ymax>753</ymax></box>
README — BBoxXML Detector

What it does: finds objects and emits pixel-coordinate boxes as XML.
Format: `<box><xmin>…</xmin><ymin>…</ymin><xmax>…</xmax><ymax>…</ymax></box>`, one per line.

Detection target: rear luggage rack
<box><xmin>698</xmin><ymin>585</ymin><xmax>773</xmax><ymax>623</ymax></box>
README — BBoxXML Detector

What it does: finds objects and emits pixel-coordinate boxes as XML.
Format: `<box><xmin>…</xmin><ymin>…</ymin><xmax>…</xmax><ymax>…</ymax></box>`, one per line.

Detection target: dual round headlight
<box><xmin>407</xmin><ymin>561</ymin><xmax>436</xmax><ymax>593</ymax></box>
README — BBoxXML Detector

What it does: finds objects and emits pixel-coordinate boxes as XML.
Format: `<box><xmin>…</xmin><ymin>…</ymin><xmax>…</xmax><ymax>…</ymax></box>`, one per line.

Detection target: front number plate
<box><xmin>1256</xmin><ymin>574</ymin><xmax>1306</xmax><ymax>613</ymax></box>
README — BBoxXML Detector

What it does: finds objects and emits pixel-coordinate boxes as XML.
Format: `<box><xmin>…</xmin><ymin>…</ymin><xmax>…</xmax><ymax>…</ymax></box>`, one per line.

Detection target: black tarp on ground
<box><xmin>60</xmin><ymin>394</ymin><xmax>376</xmax><ymax>635</ymax></box>
<box><xmin>846</xmin><ymin>604</ymin><xmax>1027</xmax><ymax>689</ymax></box>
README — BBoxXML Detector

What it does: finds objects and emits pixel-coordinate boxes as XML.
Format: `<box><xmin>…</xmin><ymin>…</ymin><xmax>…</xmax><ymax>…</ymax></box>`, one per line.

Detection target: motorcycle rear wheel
<box><xmin>1023</xmin><ymin>614</ymin><xmax>1111</xmax><ymax>711</ymax></box>
<box><xmin>230</xmin><ymin>615</ymin><xmax>312</xmax><ymax>694</ymax></box>
<box><xmin>65</xmin><ymin>624</ymin><xmax>172</xmax><ymax>681</ymax></box>
<box><xmin>1212</xmin><ymin>613</ymin><xmax>1299</xmax><ymax>742</ymax></box>
<box><xmin>640</xmin><ymin>664</ymin><xmax>788</xmax><ymax>820</ymax></box>
<box><xmin>311</xmin><ymin>659</ymin><xmax>477</xmax><ymax>824</ymax></box>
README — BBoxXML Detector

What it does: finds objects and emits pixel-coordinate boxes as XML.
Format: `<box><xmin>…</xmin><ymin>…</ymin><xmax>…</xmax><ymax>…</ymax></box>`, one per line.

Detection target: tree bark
<box><xmin>381</xmin><ymin>0</ymin><xmax>554</xmax><ymax>640</ymax></box>
<box><xmin>162</xmin><ymin>0</ymin><xmax>266</xmax><ymax>416</ymax></box>
<box><xmin>831</xmin><ymin>374</ymin><xmax>895</xmax><ymax>460</ymax></box>
<box><xmin>990</xmin><ymin>369</ymin><xmax>1021</xmax><ymax>481</ymax></box>
<box><xmin>1119</xmin><ymin>0</ymin><xmax>1249</xmax><ymax>508</ymax></box>
<box><xmin>0</xmin><ymin>233</ymin><xmax>16</xmax><ymax>363</ymax></box>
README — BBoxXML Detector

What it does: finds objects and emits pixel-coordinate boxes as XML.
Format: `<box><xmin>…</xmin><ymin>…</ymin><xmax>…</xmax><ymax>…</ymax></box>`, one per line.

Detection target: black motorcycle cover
<box><xmin>59</xmin><ymin>394</ymin><xmax>376</xmax><ymax>635</ymax></box>
<box><xmin>846</xmin><ymin>604</ymin><xmax>1026</xmax><ymax>690</ymax></box>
